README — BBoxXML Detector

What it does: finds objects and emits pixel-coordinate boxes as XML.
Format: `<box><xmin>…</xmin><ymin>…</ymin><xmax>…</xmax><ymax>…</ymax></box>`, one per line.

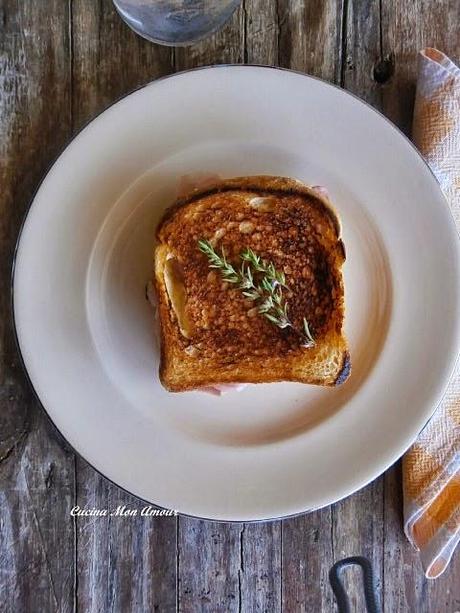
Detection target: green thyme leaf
<box><xmin>198</xmin><ymin>239</ymin><xmax>315</xmax><ymax>348</ymax></box>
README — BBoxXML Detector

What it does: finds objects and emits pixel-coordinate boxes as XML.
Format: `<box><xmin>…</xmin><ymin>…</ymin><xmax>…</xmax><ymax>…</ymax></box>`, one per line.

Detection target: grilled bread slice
<box><xmin>154</xmin><ymin>175</ymin><xmax>350</xmax><ymax>392</ymax></box>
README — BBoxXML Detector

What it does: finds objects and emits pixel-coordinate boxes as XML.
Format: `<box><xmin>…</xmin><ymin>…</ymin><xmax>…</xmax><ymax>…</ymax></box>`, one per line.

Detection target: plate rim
<box><xmin>11</xmin><ymin>64</ymin><xmax>460</xmax><ymax>522</ymax></box>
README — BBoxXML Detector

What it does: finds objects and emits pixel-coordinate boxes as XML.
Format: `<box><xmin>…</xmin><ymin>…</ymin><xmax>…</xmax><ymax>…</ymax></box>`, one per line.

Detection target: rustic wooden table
<box><xmin>1</xmin><ymin>1</ymin><xmax>459</xmax><ymax>611</ymax></box>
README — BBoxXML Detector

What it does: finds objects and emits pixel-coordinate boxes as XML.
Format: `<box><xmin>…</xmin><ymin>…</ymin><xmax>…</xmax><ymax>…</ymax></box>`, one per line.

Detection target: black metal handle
<box><xmin>329</xmin><ymin>556</ymin><xmax>381</xmax><ymax>613</ymax></box>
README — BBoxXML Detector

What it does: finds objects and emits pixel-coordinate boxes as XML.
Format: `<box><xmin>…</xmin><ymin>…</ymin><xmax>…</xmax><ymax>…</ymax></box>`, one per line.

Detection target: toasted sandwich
<box><xmin>154</xmin><ymin>175</ymin><xmax>350</xmax><ymax>392</ymax></box>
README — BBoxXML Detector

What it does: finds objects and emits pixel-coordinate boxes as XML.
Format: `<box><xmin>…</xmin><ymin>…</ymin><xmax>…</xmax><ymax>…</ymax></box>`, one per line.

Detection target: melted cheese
<box><xmin>164</xmin><ymin>256</ymin><xmax>193</xmax><ymax>339</ymax></box>
<box><xmin>249</xmin><ymin>196</ymin><xmax>276</xmax><ymax>212</ymax></box>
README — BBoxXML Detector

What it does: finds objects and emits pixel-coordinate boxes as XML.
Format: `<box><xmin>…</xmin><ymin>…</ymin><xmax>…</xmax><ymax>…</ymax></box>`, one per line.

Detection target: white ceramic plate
<box><xmin>13</xmin><ymin>66</ymin><xmax>460</xmax><ymax>521</ymax></box>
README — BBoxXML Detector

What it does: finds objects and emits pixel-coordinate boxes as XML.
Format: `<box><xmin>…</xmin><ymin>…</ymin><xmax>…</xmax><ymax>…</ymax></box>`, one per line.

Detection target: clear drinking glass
<box><xmin>113</xmin><ymin>0</ymin><xmax>241</xmax><ymax>46</ymax></box>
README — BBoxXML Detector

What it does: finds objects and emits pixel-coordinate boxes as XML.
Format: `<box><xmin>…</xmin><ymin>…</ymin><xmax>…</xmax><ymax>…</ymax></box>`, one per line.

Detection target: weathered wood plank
<box><xmin>427</xmin><ymin>559</ymin><xmax>460</xmax><ymax>613</ymax></box>
<box><xmin>383</xmin><ymin>464</ymin><xmax>429</xmax><ymax>613</ymax></box>
<box><xmin>178</xmin><ymin>520</ymin><xmax>242</xmax><ymax>612</ymax></box>
<box><xmin>240</xmin><ymin>522</ymin><xmax>282</xmax><ymax>612</ymax></box>
<box><xmin>277</xmin><ymin>0</ymin><xmax>343</xmax><ymax>81</ymax></box>
<box><xmin>72</xmin><ymin>0</ymin><xmax>173</xmax><ymax>131</ymax></box>
<box><xmin>173</xmin><ymin>4</ymin><xmax>244</xmax><ymax>69</ymax></box>
<box><xmin>0</xmin><ymin>413</ymin><xmax>76</xmax><ymax>613</ymax></box>
<box><xmin>245</xmin><ymin>0</ymin><xmax>279</xmax><ymax>65</ymax></box>
<box><xmin>283</xmin><ymin>508</ymin><xmax>335</xmax><ymax>612</ymax></box>
<box><xmin>332</xmin><ymin>481</ymin><xmax>384</xmax><ymax>612</ymax></box>
<box><xmin>178</xmin><ymin>520</ymin><xmax>281</xmax><ymax>612</ymax></box>
<box><xmin>0</xmin><ymin>2</ymin><xmax>75</xmax><ymax>612</ymax></box>
<box><xmin>71</xmin><ymin>2</ymin><xmax>177</xmax><ymax>611</ymax></box>
<box><xmin>76</xmin><ymin>476</ymin><xmax>177</xmax><ymax>613</ymax></box>
<box><xmin>343</xmin><ymin>0</ymin><xmax>382</xmax><ymax>103</ymax></box>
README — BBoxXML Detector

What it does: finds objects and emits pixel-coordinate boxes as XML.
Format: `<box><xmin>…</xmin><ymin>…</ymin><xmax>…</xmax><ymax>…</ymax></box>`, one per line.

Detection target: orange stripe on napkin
<box><xmin>412</xmin><ymin>475</ymin><xmax>460</xmax><ymax>548</ymax></box>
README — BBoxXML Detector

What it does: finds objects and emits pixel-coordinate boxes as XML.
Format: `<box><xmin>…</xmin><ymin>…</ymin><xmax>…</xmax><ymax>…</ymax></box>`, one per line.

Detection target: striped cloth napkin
<box><xmin>403</xmin><ymin>48</ymin><xmax>460</xmax><ymax>579</ymax></box>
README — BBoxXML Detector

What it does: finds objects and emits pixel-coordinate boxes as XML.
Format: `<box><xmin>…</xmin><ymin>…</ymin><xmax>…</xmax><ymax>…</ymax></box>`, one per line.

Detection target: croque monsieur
<box><xmin>154</xmin><ymin>175</ymin><xmax>350</xmax><ymax>392</ymax></box>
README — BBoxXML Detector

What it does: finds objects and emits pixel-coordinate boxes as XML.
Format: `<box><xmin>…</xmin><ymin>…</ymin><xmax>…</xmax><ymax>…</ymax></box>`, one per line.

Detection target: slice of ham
<box><xmin>311</xmin><ymin>185</ymin><xmax>330</xmax><ymax>199</ymax></box>
<box><xmin>200</xmin><ymin>383</ymin><xmax>248</xmax><ymax>396</ymax></box>
<box><xmin>177</xmin><ymin>173</ymin><xmax>222</xmax><ymax>198</ymax></box>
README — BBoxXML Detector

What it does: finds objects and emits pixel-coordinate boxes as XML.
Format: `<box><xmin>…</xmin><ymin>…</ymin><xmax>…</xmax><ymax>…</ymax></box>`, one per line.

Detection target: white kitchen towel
<box><xmin>403</xmin><ymin>48</ymin><xmax>460</xmax><ymax>579</ymax></box>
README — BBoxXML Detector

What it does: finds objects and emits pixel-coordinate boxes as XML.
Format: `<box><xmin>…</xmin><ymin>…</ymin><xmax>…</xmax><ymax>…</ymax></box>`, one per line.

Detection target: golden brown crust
<box><xmin>158</xmin><ymin>176</ymin><xmax>343</xmax><ymax>241</ymax></box>
<box><xmin>154</xmin><ymin>175</ymin><xmax>350</xmax><ymax>391</ymax></box>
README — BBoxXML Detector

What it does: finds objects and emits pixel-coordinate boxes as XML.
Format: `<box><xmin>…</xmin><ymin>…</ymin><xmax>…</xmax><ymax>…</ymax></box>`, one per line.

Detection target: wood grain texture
<box><xmin>342</xmin><ymin>0</ymin><xmax>382</xmax><ymax>103</ymax></box>
<box><xmin>173</xmin><ymin>4</ymin><xmax>244</xmax><ymax>69</ymax></box>
<box><xmin>245</xmin><ymin>0</ymin><xmax>279</xmax><ymax>65</ymax></box>
<box><xmin>383</xmin><ymin>465</ymin><xmax>429</xmax><ymax>613</ymax></box>
<box><xmin>0</xmin><ymin>2</ymin><xmax>75</xmax><ymax>612</ymax></box>
<box><xmin>76</xmin><ymin>475</ymin><xmax>176</xmax><ymax>613</ymax></box>
<box><xmin>178</xmin><ymin>521</ymin><xmax>242</xmax><ymax>612</ymax></box>
<box><xmin>0</xmin><ymin>413</ymin><xmax>76</xmax><ymax>613</ymax></box>
<box><xmin>1</xmin><ymin>1</ymin><xmax>459</xmax><ymax>612</ymax></box>
<box><xmin>178</xmin><ymin>518</ymin><xmax>281</xmax><ymax>612</ymax></box>
<box><xmin>283</xmin><ymin>508</ymin><xmax>335</xmax><ymax>612</ymax></box>
<box><xmin>277</xmin><ymin>0</ymin><xmax>343</xmax><ymax>80</ymax></box>
<box><xmin>72</xmin><ymin>0</ymin><xmax>173</xmax><ymax>130</ymax></box>
<box><xmin>332</xmin><ymin>481</ymin><xmax>384</xmax><ymax>612</ymax></box>
<box><xmin>240</xmin><ymin>522</ymin><xmax>282</xmax><ymax>612</ymax></box>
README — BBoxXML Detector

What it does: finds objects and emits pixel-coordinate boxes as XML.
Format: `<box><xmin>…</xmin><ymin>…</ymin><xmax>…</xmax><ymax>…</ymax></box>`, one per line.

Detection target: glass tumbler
<box><xmin>113</xmin><ymin>0</ymin><xmax>241</xmax><ymax>46</ymax></box>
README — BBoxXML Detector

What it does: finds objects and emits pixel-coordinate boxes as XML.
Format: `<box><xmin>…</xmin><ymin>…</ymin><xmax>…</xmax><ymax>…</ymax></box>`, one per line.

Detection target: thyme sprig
<box><xmin>197</xmin><ymin>239</ymin><xmax>240</xmax><ymax>284</ymax></box>
<box><xmin>198</xmin><ymin>239</ymin><xmax>315</xmax><ymax>348</ymax></box>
